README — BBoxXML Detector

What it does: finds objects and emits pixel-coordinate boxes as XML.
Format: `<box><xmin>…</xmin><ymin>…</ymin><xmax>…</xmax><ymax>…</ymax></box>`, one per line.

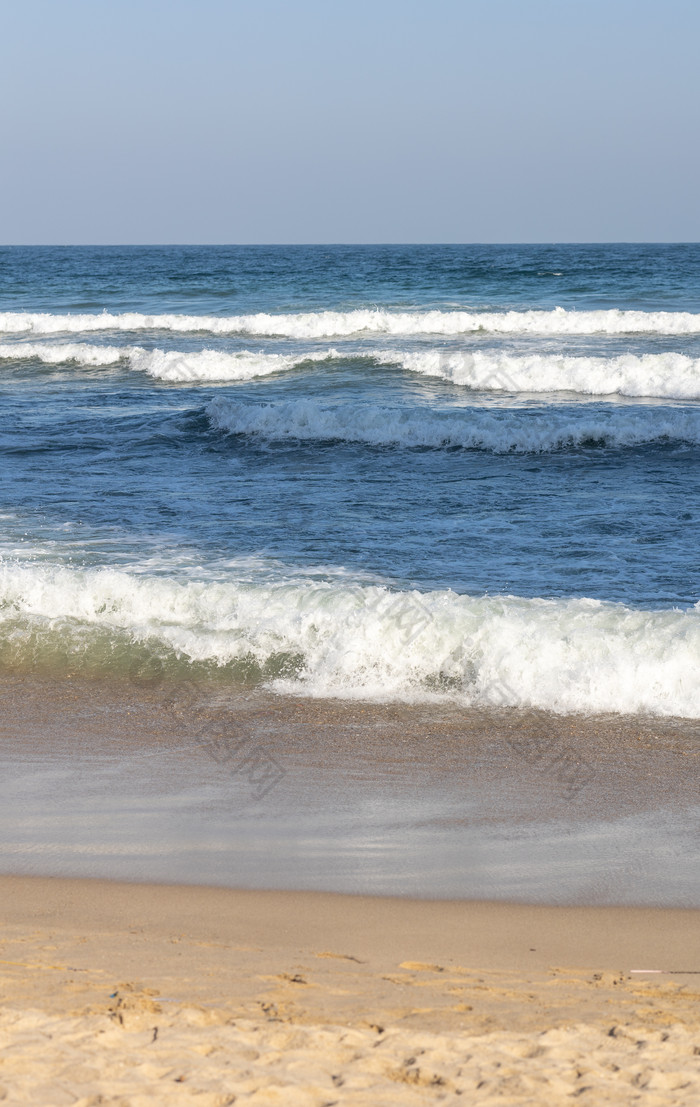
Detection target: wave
<box><xmin>3</xmin><ymin>307</ymin><xmax>700</xmax><ymax>338</ymax></box>
<box><xmin>382</xmin><ymin>350</ymin><xmax>700</xmax><ymax>400</ymax></box>
<box><xmin>5</xmin><ymin>341</ymin><xmax>700</xmax><ymax>402</ymax></box>
<box><xmin>1</xmin><ymin>560</ymin><xmax>699</xmax><ymax>716</ymax></box>
<box><xmin>0</xmin><ymin>341</ymin><xmax>125</xmax><ymax>367</ymax></box>
<box><xmin>0</xmin><ymin>342</ymin><xmax>336</xmax><ymax>381</ymax></box>
<box><xmin>205</xmin><ymin>397</ymin><xmax>700</xmax><ymax>452</ymax></box>
<box><xmin>131</xmin><ymin>347</ymin><xmax>336</xmax><ymax>382</ymax></box>
<box><xmin>5</xmin><ymin>342</ymin><xmax>700</xmax><ymax>402</ymax></box>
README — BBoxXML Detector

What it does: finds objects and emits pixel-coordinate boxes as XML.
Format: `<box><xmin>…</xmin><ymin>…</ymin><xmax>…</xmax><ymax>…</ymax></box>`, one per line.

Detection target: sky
<box><xmin>2</xmin><ymin>0</ymin><xmax>699</xmax><ymax>244</ymax></box>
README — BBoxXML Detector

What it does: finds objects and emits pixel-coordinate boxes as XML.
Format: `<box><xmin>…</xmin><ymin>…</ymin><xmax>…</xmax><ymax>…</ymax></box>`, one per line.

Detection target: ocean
<box><xmin>2</xmin><ymin>243</ymin><xmax>700</xmax><ymax>715</ymax></box>
<box><xmin>2</xmin><ymin>244</ymin><xmax>699</xmax><ymax>900</ymax></box>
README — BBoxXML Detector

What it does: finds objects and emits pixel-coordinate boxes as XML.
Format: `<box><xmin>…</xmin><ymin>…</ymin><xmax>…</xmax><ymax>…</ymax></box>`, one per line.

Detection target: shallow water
<box><xmin>1</xmin><ymin>677</ymin><xmax>699</xmax><ymax>904</ymax></box>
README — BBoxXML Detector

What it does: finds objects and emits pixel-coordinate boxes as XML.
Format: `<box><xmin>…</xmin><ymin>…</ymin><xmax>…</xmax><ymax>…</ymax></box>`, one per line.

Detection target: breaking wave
<box><xmin>0</xmin><ymin>342</ymin><xmax>125</xmax><ymax>367</ymax></box>
<box><xmin>1</xmin><ymin>559</ymin><xmax>700</xmax><ymax>716</ymax></box>
<box><xmin>130</xmin><ymin>347</ymin><xmax>335</xmax><ymax>381</ymax></box>
<box><xmin>0</xmin><ymin>342</ymin><xmax>336</xmax><ymax>381</ymax></box>
<box><xmin>205</xmin><ymin>397</ymin><xmax>700</xmax><ymax>452</ymax></box>
<box><xmin>382</xmin><ymin>350</ymin><xmax>700</xmax><ymax>400</ymax></box>
<box><xmin>4</xmin><ymin>307</ymin><xmax>700</xmax><ymax>338</ymax></box>
<box><xmin>5</xmin><ymin>342</ymin><xmax>700</xmax><ymax>404</ymax></box>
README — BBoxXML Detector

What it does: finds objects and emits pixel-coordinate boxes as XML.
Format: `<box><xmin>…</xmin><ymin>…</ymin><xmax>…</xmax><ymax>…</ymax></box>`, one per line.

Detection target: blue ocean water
<box><xmin>2</xmin><ymin>244</ymin><xmax>700</xmax><ymax>715</ymax></box>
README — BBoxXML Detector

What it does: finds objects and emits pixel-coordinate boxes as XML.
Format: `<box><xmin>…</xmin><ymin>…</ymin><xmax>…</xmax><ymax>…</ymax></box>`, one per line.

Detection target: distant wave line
<box><xmin>3</xmin><ymin>306</ymin><xmax>700</xmax><ymax>337</ymax></box>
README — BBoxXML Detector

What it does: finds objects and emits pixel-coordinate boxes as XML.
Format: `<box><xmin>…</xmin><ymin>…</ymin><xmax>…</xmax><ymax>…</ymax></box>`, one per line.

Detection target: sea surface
<box><xmin>2</xmin><ymin>244</ymin><xmax>700</xmax><ymax>717</ymax></box>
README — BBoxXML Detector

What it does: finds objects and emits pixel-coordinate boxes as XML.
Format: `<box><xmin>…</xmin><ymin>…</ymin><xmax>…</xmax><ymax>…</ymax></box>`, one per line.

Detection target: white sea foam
<box><xmin>130</xmin><ymin>347</ymin><xmax>336</xmax><ymax>381</ymax></box>
<box><xmin>0</xmin><ymin>342</ymin><xmax>335</xmax><ymax>381</ymax></box>
<box><xmin>381</xmin><ymin>350</ymin><xmax>700</xmax><ymax>400</ymax></box>
<box><xmin>2</xmin><ymin>560</ymin><xmax>700</xmax><ymax>716</ymax></box>
<box><xmin>3</xmin><ymin>307</ymin><xmax>700</xmax><ymax>338</ymax></box>
<box><xmin>0</xmin><ymin>342</ymin><xmax>125</xmax><ymax>366</ymax></box>
<box><xmin>4</xmin><ymin>340</ymin><xmax>700</xmax><ymax>403</ymax></box>
<box><xmin>206</xmin><ymin>397</ymin><xmax>700</xmax><ymax>452</ymax></box>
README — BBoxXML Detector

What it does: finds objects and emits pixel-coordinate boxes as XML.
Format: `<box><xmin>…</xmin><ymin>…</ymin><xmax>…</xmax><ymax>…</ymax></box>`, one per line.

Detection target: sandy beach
<box><xmin>1</xmin><ymin>875</ymin><xmax>699</xmax><ymax>1104</ymax></box>
<box><xmin>2</xmin><ymin>677</ymin><xmax>700</xmax><ymax>1101</ymax></box>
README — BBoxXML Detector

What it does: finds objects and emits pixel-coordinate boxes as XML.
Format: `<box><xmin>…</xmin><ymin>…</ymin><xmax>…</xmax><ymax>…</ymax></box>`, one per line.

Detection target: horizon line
<box><xmin>2</xmin><ymin>241</ymin><xmax>700</xmax><ymax>249</ymax></box>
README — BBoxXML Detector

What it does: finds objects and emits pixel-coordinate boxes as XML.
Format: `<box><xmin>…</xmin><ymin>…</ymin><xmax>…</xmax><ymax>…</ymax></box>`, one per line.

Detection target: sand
<box><xmin>1</xmin><ymin>876</ymin><xmax>700</xmax><ymax>1104</ymax></box>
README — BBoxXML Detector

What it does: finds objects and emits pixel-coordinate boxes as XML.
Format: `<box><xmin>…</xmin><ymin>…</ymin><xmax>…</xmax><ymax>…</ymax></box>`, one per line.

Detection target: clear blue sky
<box><xmin>2</xmin><ymin>0</ymin><xmax>699</xmax><ymax>243</ymax></box>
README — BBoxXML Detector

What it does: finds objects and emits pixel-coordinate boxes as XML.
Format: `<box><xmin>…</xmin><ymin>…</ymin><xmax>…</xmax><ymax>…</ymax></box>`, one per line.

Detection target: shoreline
<box><xmin>2</xmin><ymin>673</ymin><xmax>700</xmax><ymax>905</ymax></box>
<box><xmin>2</xmin><ymin>875</ymin><xmax>700</xmax><ymax>1103</ymax></box>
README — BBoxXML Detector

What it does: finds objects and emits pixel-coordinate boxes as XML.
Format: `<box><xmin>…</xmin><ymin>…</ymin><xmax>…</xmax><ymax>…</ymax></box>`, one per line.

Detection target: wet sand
<box><xmin>1</xmin><ymin>674</ymin><xmax>699</xmax><ymax>903</ymax></box>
